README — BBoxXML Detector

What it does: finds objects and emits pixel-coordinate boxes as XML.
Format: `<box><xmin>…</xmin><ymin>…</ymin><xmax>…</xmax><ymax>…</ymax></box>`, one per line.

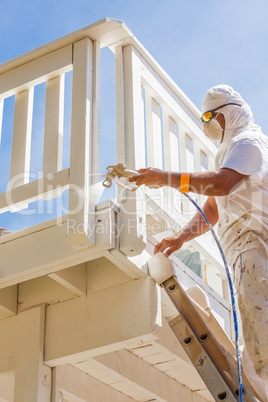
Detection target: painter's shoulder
<box><xmin>231</xmin><ymin>127</ymin><xmax>268</xmax><ymax>146</ymax></box>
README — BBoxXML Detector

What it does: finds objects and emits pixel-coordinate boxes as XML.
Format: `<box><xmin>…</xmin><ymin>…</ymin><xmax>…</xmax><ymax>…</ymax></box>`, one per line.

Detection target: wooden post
<box><xmin>68</xmin><ymin>38</ymin><xmax>95</xmax><ymax>249</ymax></box>
<box><xmin>115</xmin><ymin>46</ymin><xmax>127</xmax><ymax>202</ymax></box>
<box><xmin>92</xmin><ymin>41</ymin><xmax>100</xmax><ymax>185</ymax></box>
<box><xmin>115</xmin><ymin>45</ymin><xmax>146</xmax><ymax>256</ymax></box>
<box><xmin>14</xmin><ymin>305</ymin><xmax>51</xmax><ymax>402</ymax></box>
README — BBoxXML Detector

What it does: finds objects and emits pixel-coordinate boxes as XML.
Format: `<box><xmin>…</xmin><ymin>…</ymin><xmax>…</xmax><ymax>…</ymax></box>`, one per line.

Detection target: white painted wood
<box><xmin>44</xmin><ymin>278</ymin><xmax>160</xmax><ymax>366</ymax></box>
<box><xmin>18</xmin><ymin>276</ymin><xmax>79</xmax><ymax>313</ymax></box>
<box><xmin>194</xmin><ymin>144</ymin><xmax>209</xmax><ymax>208</ymax></box>
<box><xmin>0</xmin><ymin>203</ymin><xmax>119</xmax><ymax>289</ymax></box>
<box><xmin>0</xmin><ymin>46</ymin><xmax>72</xmax><ymax>99</ymax></box>
<box><xmin>116</xmin><ymin>45</ymin><xmax>146</xmax><ymax>256</ymax></box>
<box><xmin>14</xmin><ymin>305</ymin><xmax>50</xmax><ymax>402</ymax></box>
<box><xmin>0</xmin><ymin>285</ymin><xmax>17</xmax><ymax>316</ymax></box>
<box><xmin>201</xmin><ymin>149</ymin><xmax>209</xmax><ymax>171</ymax></box>
<box><xmin>68</xmin><ymin>38</ymin><xmax>95</xmax><ymax>245</ymax></box>
<box><xmin>52</xmin><ymin>364</ymin><xmax>136</xmax><ymax>402</ymax></box>
<box><xmin>123</xmin><ymin>44</ymin><xmax>145</xmax><ymax>167</ymax></box>
<box><xmin>92</xmin><ymin>41</ymin><xmax>100</xmax><ymax>185</ymax></box>
<box><xmin>178</xmin><ymin>125</ymin><xmax>187</xmax><ymax>172</ymax></box>
<box><xmin>115</xmin><ymin>45</ymin><xmax>125</xmax><ymax>165</ymax></box>
<box><xmin>162</xmin><ymin>111</ymin><xmax>179</xmax><ymax>172</ymax></box>
<box><xmin>177</xmin><ymin>127</ymin><xmax>192</xmax><ymax>218</ymax></box>
<box><xmin>151</xmin><ymin>97</ymin><xmax>162</xmax><ymax>169</ymax></box>
<box><xmin>51</xmin><ymin>367</ymin><xmax>62</xmax><ymax>402</ymax></box>
<box><xmin>0</xmin><ymin>375</ymin><xmax>15</xmax><ymax>402</ymax></box>
<box><xmin>145</xmin><ymin>191</ymin><xmax>226</xmax><ymax>277</ymax></box>
<box><xmin>185</xmin><ymin>132</ymin><xmax>198</xmax><ymax>217</ymax></box>
<box><xmin>77</xmin><ymin>356</ymin><xmax>166</xmax><ymax>402</ymax></box>
<box><xmin>208</xmin><ymin>153</ymin><xmax>215</xmax><ymax>171</ymax></box>
<box><xmin>48</xmin><ymin>263</ymin><xmax>87</xmax><ymax>296</ymax></box>
<box><xmin>0</xmin><ymin>220</ymin><xmax>110</xmax><ymax>289</ymax></box>
<box><xmin>140</xmin><ymin>56</ymin><xmax>217</xmax><ymax>158</ymax></box>
<box><xmin>185</xmin><ymin>133</ymin><xmax>194</xmax><ymax>172</ymax></box>
<box><xmin>145</xmin><ymin>92</ymin><xmax>153</xmax><ymax>166</ymax></box>
<box><xmin>1</xmin><ymin>168</ymin><xmax>69</xmax><ymax>213</ymax></box>
<box><xmin>42</xmin><ymin>365</ymin><xmax>52</xmax><ymax>401</ymax></box>
<box><xmin>43</xmin><ymin>75</ymin><xmax>64</xmax><ymax>176</ymax></box>
<box><xmin>115</xmin><ymin>45</ymin><xmax>127</xmax><ymax>203</ymax></box>
<box><xmin>86</xmin><ymin>257</ymin><xmax>132</xmax><ymax>295</ymax></box>
<box><xmin>68</xmin><ymin>200</ymin><xmax>118</xmax><ymax>252</ymax></box>
<box><xmin>95</xmin><ymin>349</ymin><xmax>208</xmax><ymax>402</ymax></box>
<box><xmin>162</xmin><ymin>111</ymin><xmax>180</xmax><ymax>208</ymax></box>
<box><xmin>94</xmin><ymin>200</ymin><xmax>117</xmax><ymax>250</ymax></box>
<box><xmin>0</xmin><ymin>99</ymin><xmax>3</xmax><ymax>145</ymax></box>
<box><xmin>0</xmin><ymin>19</ymin><xmax>203</xmax><ymax>128</ymax></box>
<box><xmin>194</xmin><ymin>143</ymin><xmax>203</xmax><ymax>208</ymax></box>
<box><xmin>105</xmin><ymin>247</ymin><xmax>148</xmax><ymax>280</ymax></box>
<box><xmin>0</xmin><ymin>315</ymin><xmax>17</xmax><ymax>375</ymax></box>
<box><xmin>194</xmin><ymin>143</ymin><xmax>201</xmax><ymax>172</ymax></box>
<box><xmin>9</xmin><ymin>88</ymin><xmax>34</xmax><ymax>189</ymax></box>
<box><xmin>145</xmin><ymin>93</ymin><xmax>163</xmax><ymax>169</ymax></box>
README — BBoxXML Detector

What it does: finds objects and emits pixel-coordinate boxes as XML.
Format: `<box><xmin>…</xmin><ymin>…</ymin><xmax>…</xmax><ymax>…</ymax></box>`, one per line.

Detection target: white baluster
<box><xmin>162</xmin><ymin>111</ymin><xmax>179</xmax><ymax>212</ymax></box>
<box><xmin>185</xmin><ymin>133</ymin><xmax>194</xmax><ymax>172</ymax></box>
<box><xmin>208</xmin><ymin>153</ymin><xmax>215</xmax><ymax>171</ymax></box>
<box><xmin>194</xmin><ymin>144</ymin><xmax>204</xmax><ymax>208</ymax></box>
<box><xmin>43</xmin><ymin>75</ymin><xmax>64</xmax><ymax>176</ymax></box>
<box><xmin>178</xmin><ymin>127</ymin><xmax>195</xmax><ymax>219</ymax></box>
<box><xmin>145</xmin><ymin>93</ymin><xmax>162</xmax><ymax>169</ymax></box>
<box><xmin>178</xmin><ymin>126</ymin><xmax>187</xmax><ymax>172</ymax></box>
<box><xmin>9</xmin><ymin>88</ymin><xmax>34</xmax><ymax>189</ymax></box>
<box><xmin>163</xmin><ymin>111</ymin><xmax>179</xmax><ymax>172</ymax></box>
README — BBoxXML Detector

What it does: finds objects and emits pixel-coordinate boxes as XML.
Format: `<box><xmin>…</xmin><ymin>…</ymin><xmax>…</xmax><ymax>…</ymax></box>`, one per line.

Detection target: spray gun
<box><xmin>101</xmin><ymin>162</ymin><xmax>140</xmax><ymax>191</ymax></box>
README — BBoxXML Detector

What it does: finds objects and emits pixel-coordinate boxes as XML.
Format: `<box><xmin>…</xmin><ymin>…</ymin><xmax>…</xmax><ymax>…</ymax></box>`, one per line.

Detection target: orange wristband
<box><xmin>180</xmin><ymin>173</ymin><xmax>191</xmax><ymax>193</ymax></box>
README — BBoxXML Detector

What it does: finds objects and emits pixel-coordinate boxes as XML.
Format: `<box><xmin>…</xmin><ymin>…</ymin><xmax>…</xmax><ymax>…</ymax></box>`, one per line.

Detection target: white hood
<box><xmin>202</xmin><ymin>85</ymin><xmax>261</xmax><ymax>169</ymax></box>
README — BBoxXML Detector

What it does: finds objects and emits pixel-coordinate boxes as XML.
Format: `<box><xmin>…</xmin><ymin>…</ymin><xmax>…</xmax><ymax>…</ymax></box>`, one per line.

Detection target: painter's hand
<box><xmin>154</xmin><ymin>233</ymin><xmax>185</xmax><ymax>257</ymax></box>
<box><xmin>128</xmin><ymin>167</ymin><xmax>168</xmax><ymax>188</ymax></box>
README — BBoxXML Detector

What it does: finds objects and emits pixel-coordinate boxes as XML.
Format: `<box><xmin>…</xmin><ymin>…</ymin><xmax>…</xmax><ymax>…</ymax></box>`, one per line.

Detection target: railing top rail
<box><xmin>0</xmin><ymin>18</ymin><xmax>217</xmax><ymax>156</ymax></box>
<box><xmin>0</xmin><ymin>18</ymin><xmax>122</xmax><ymax>75</ymax></box>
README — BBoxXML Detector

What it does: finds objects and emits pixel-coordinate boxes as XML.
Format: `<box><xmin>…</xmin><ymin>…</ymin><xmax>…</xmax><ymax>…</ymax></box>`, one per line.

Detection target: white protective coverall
<box><xmin>202</xmin><ymin>85</ymin><xmax>268</xmax><ymax>401</ymax></box>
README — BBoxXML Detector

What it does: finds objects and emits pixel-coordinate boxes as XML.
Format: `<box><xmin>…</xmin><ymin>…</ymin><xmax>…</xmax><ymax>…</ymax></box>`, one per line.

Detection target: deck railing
<box><xmin>0</xmin><ymin>38</ymin><xmax>100</xmax><ymax>247</ymax></box>
<box><xmin>0</xmin><ymin>19</ymin><xmax>226</xmax><ymax>300</ymax></box>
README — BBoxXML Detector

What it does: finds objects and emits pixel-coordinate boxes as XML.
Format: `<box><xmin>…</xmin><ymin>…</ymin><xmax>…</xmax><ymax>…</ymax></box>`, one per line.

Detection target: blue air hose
<box><xmin>183</xmin><ymin>192</ymin><xmax>243</xmax><ymax>402</ymax></box>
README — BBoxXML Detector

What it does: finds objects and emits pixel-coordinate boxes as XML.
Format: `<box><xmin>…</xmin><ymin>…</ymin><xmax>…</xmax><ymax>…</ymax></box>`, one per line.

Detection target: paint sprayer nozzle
<box><xmin>101</xmin><ymin>162</ymin><xmax>140</xmax><ymax>191</ymax></box>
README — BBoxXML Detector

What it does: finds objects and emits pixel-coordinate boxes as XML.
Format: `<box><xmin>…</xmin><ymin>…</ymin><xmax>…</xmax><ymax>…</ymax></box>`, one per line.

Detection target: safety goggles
<box><xmin>200</xmin><ymin>103</ymin><xmax>241</xmax><ymax>123</ymax></box>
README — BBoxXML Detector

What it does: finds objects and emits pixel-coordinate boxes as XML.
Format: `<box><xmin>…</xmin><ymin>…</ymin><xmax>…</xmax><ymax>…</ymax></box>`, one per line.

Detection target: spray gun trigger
<box><xmin>101</xmin><ymin>177</ymin><xmax>112</xmax><ymax>188</ymax></box>
<box><xmin>101</xmin><ymin>162</ymin><xmax>139</xmax><ymax>192</ymax></box>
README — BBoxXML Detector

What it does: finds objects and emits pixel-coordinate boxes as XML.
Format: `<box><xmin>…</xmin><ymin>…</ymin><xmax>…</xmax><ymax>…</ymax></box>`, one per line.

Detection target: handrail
<box><xmin>0</xmin><ymin>19</ymin><xmax>225</xmax><ymax>299</ymax></box>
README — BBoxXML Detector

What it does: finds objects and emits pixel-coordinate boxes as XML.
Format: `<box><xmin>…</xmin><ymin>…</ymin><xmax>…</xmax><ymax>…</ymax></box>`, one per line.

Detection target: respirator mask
<box><xmin>202</xmin><ymin>116</ymin><xmax>223</xmax><ymax>142</ymax></box>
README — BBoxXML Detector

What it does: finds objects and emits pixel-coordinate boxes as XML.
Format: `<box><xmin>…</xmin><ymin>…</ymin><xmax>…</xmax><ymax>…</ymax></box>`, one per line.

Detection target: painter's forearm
<box><xmin>179</xmin><ymin>210</ymin><xmax>212</xmax><ymax>243</ymax></box>
<box><xmin>168</xmin><ymin>171</ymin><xmax>224</xmax><ymax>196</ymax></box>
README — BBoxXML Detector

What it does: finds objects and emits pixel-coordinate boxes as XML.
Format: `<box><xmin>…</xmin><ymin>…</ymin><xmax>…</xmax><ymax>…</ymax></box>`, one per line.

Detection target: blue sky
<box><xmin>1</xmin><ymin>0</ymin><xmax>268</xmax><ymax>128</ymax></box>
<box><xmin>1</xmin><ymin>0</ymin><xmax>268</xmax><ymax>231</ymax></box>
